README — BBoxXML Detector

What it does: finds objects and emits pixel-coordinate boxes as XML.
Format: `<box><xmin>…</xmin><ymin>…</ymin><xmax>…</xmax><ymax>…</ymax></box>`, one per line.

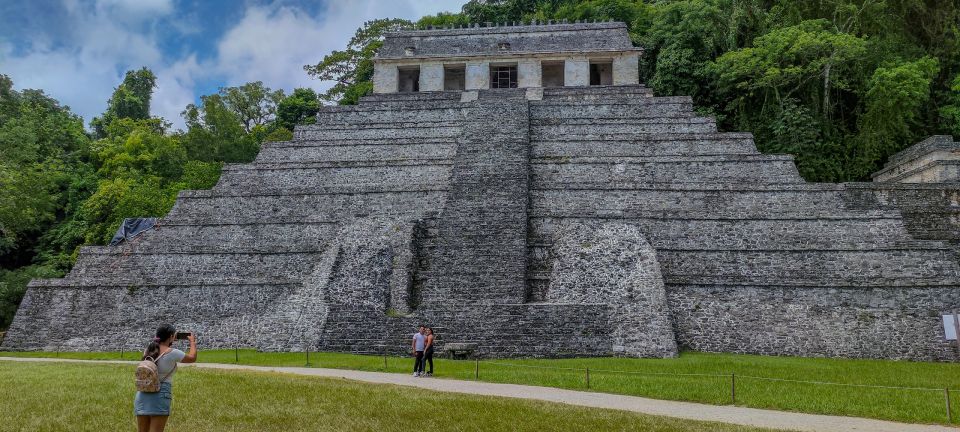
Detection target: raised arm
<box><xmin>182</xmin><ymin>334</ymin><xmax>198</xmax><ymax>363</ymax></box>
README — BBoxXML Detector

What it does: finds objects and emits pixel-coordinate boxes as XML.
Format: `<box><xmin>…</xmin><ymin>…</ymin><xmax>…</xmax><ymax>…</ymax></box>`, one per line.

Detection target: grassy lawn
<box><xmin>3</xmin><ymin>350</ymin><xmax>957</xmax><ymax>425</ymax></box>
<box><xmin>0</xmin><ymin>361</ymin><xmax>778</xmax><ymax>432</ymax></box>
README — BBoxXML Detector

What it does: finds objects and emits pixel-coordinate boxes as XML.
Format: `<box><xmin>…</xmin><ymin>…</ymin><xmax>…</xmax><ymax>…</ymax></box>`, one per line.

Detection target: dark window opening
<box><xmin>399</xmin><ymin>67</ymin><xmax>420</xmax><ymax>92</ymax></box>
<box><xmin>542</xmin><ymin>62</ymin><xmax>564</xmax><ymax>87</ymax></box>
<box><xmin>444</xmin><ymin>65</ymin><xmax>465</xmax><ymax>91</ymax></box>
<box><xmin>589</xmin><ymin>62</ymin><xmax>613</xmax><ymax>86</ymax></box>
<box><xmin>490</xmin><ymin>65</ymin><xmax>518</xmax><ymax>88</ymax></box>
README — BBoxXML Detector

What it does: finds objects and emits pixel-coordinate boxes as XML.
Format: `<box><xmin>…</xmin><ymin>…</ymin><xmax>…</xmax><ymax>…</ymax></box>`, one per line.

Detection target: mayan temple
<box><xmin>4</xmin><ymin>21</ymin><xmax>959</xmax><ymax>360</ymax></box>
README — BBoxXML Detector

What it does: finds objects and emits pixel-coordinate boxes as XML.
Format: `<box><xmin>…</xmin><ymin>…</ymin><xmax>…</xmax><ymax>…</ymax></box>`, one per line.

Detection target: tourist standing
<box><xmin>423</xmin><ymin>327</ymin><xmax>435</xmax><ymax>377</ymax></box>
<box><xmin>135</xmin><ymin>324</ymin><xmax>198</xmax><ymax>432</ymax></box>
<box><xmin>412</xmin><ymin>325</ymin><xmax>426</xmax><ymax>377</ymax></box>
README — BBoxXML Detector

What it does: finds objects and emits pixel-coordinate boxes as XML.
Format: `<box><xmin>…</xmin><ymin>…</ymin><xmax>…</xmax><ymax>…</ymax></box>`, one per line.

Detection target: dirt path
<box><xmin>2</xmin><ymin>356</ymin><xmax>954</xmax><ymax>432</ymax></box>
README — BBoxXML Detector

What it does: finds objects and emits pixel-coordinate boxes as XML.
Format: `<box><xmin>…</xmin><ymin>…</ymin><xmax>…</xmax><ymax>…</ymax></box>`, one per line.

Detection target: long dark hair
<box><xmin>142</xmin><ymin>324</ymin><xmax>176</xmax><ymax>361</ymax></box>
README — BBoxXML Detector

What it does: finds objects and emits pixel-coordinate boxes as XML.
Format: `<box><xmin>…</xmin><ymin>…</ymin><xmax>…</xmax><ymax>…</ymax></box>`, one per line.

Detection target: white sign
<box><xmin>945</xmin><ymin>314</ymin><xmax>958</xmax><ymax>341</ymax></box>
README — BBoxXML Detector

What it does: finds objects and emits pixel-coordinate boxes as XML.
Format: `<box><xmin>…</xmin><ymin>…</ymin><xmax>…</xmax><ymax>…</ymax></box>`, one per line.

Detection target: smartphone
<box><xmin>175</xmin><ymin>332</ymin><xmax>192</xmax><ymax>340</ymax></box>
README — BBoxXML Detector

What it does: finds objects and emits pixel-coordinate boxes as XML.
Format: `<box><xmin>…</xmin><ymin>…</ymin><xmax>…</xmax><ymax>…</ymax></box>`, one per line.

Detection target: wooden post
<box><xmin>947</xmin><ymin>388</ymin><xmax>953</xmax><ymax>424</ymax></box>
<box><xmin>475</xmin><ymin>358</ymin><xmax>480</xmax><ymax>380</ymax></box>
<box><xmin>586</xmin><ymin>368</ymin><xmax>590</xmax><ymax>389</ymax></box>
<box><xmin>383</xmin><ymin>355</ymin><xmax>388</xmax><ymax>371</ymax></box>
<box><xmin>235</xmin><ymin>345</ymin><xmax>239</xmax><ymax>363</ymax></box>
<box><xmin>305</xmin><ymin>348</ymin><xmax>311</xmax><ymax>367</ymax></box>
<box><xmin>120</xmin><ymin>345</ymin><xmax>124</xmax><ymax>360</ymax></box>
<box><xmin>731</xmin><ymin>373</ymin><xmax>737</xmax><ymax>404</ymax></box>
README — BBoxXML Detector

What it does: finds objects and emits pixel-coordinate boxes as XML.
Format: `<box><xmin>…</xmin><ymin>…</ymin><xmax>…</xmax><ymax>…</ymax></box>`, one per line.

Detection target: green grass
<box><xmin>3</xmin><ymin>350</ymin><xmax>958</xmax><ymax>425</ymax></box>
<box><xmin>0</xmin><ymin>361</ymin><xmax>777</xmax><ymax>432</ymax></box>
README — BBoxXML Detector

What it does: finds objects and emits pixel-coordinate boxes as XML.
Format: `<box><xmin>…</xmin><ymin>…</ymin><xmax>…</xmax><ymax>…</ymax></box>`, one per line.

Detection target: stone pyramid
<box><xmin>4</xmin><ymin>84</ymin><xmax>959</xmax><ymax>360</ymax></box>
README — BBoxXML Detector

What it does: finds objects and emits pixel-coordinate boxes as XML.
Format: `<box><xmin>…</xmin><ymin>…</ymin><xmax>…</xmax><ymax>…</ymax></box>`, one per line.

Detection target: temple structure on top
<box><xmin>872</xmin><ymin>135</ymin><xmax>960</xmax><ymax>183</ymax></box>
<box><xmin>372</xmin><ymin>21</ymin><xmax>641</xmax><ymax>94</ymax></box>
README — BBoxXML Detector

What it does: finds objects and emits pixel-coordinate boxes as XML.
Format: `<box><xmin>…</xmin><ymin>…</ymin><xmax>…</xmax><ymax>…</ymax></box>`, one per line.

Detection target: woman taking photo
<box><xmin>135</xmin><ymin>324</ymin><xmax>197</xmax><ymax>432</ymax></box>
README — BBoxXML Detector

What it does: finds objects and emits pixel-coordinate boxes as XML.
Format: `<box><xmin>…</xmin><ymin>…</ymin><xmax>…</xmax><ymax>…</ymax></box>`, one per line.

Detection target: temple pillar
<box><xmin>613</xmin><ymin>53</ymin><xmax>640</xmax><ymax>85</ymax></box>
<box><xmin>518</xmin><ymin>60</ymin><xmax>541</xmax><ymax>88</ymax></box>
<box><xmin>420</xmin><ymin>62</ymin><xmax>444</xmax><ymax>92</ymax></box>
<box><xmin>564</xmin><ymin>56</ymin><xmax>589</xmax><ymax>87</ymax></box>
<box><xmin>373</xmin><ymin>64</ymin><xmax>398</xmax><ymax>93</ymax></box>
<box><xmin>465</xmin><ymin>61</ymin><xmax>490</xmax><ymax>90</ymax></box>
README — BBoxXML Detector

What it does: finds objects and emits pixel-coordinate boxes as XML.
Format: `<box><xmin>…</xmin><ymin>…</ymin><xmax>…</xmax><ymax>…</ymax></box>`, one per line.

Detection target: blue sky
<box><xmin>0</xmin><ymin>0</ymin><xmax>463</xmax><ymax>129</ymax></box>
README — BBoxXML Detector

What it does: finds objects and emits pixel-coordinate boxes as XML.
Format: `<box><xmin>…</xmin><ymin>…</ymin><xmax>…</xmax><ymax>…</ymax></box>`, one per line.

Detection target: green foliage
<box><xmin>218</xmin><ymin>82</ymin><xmax>285</xmax><ymax>133</ymax></box>
<box><xmin>711</xmin><ymin>19</ymin><xmax>868</xmax><ymax>116</ymax></box>
<box><xmin>940</xmin><ymin>74</ymin><xmax>960</xmax><ymax>136</ymax></box>
<box><xmin>79</xmin><ymin>177</ymin><xmax>178</xmax><ymax>244</ymax></box>
<box><xmin>181</xmin><ymin>94</ymin><xmax>258</xmax><ymax>163</ymax></box>
<box><xmin>276</xmin><ymin>88</ymin><xmax>321</xmax><ymax>131</ymax></box>
<box><xmin>854</xmin><ymin>56</ymin><xmax>940</xmax><ymax>176</ymax></box>
<box><xmin>93</xmin><ymin>120</ymin><xmax>188</xmax><ymax>180</ymax></box>
<box><xmin>90</xmin><ymin>67</ymin><xmax>157</xmax><ymax>139</ymax></box>
<box><xmin>304</xmin><ymin>18</ymin><xmax>413</xmax><ymax>103</ymax></box>
<box><xmin>0</xmin><ymin>265</ymin><xmax>61</xmax><ymax>329</ymax></box>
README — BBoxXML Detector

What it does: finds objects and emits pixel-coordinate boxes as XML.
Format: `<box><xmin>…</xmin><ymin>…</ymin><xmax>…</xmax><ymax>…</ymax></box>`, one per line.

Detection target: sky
<box><xmin>0</xmin><ymin>0</ymin><xmax>464</xmax><ymax>130</ymax></box>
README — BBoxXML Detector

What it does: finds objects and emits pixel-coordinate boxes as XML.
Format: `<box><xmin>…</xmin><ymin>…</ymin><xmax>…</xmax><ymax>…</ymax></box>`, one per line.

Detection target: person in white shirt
<box><xmin>411</xmin><ymin>325</ymin><xmax>426</xmax><ymax>377</ymax></box>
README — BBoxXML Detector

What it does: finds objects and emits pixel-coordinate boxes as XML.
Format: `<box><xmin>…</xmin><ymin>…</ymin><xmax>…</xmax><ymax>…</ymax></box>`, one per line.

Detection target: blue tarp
<box><xmin>109</xmin><ymin>218</ymin><xmax>158</xmax><ymax>246</ymax></box>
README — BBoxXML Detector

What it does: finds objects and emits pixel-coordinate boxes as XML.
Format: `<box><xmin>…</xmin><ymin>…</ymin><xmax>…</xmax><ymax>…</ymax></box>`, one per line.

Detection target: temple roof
<box><xmin>376</xmin><ymin>21</ymin><xmax>640</xmax><ymax>61</ymax></box>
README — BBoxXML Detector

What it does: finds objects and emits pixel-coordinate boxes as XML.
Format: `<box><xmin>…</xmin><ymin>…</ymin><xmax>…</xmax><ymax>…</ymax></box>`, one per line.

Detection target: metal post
<box><xmin>120</xmin><ymin>345</ymin><xmax>124</xmax><ymax>360</ymax></box>
<box><xmin>305</xmin><ymin>348</ymin><xmax>311</xmax><ymax>367</ymax></box>
<box><xmin>586</xmin><ymin>368</ymin><xmax>590</xmax><ymax>389</ymax></box>
<box><xmin>731</xmin><ymin>373</ymin><xmax>737</xmax><ymax>404</ymax></box>
<box><xmin>475</xmin><ymin>358</ymin><xmax>480</xmax><ymax>380</ymax></box>
<box><xmin>383</xmin><ymin>355</ymin><xmax>388</xmax><ymax>371</ymax></box>
<box><xmin>947</xmin><ymin>388</ymin><xmax>953</xmax><ymax>424</ymax></box>
<box><xmin>235</xmin><ymin>345</ymin><xmax>239</xmax><ymax>363</ymax></box>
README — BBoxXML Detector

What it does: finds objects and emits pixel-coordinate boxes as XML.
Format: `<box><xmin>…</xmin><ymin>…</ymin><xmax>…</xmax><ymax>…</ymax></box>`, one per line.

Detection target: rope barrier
<box><xmin>736</xmin><ymin>375</ymin><xmax>945</xmax><ymax>392</ymax></box>
<box><xmin>478</xmin><ymin>360</ymin><xmax>945</xmax><ymax>390</ymax></box>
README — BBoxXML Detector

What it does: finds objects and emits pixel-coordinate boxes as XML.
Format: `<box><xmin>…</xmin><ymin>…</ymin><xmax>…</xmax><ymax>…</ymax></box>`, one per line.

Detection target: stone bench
<box><xmin>443</xmin><ymin>343</ymin><xmax>478</xmax><ymax>359</ymax></box>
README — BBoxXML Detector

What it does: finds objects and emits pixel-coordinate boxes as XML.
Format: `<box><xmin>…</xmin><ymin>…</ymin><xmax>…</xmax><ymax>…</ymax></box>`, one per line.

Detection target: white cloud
<box><xmin>2</xmin><ymin>0</ymin><xmax>464</xmax><ymax>131</ymax></box>
<box><xmin>212</xmin><ymin>0</ymin><xmax>464</xmax><ymax>96</ymax></box>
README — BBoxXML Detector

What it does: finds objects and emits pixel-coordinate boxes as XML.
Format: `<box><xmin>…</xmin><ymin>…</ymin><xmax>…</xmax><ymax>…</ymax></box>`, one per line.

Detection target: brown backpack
<box><xmin>135</xmin><ymin>350</ymin><xmax>175</xmax><ymax>393</ymax></box>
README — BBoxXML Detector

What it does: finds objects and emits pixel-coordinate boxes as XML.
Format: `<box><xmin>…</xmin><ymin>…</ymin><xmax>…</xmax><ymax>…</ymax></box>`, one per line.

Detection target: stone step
<box><xmin>541</xmin><ymin>85</ymin><xmax>654</xmax><ymax>98</ymax></box>
<box><xmin>214</xmin><ymin>163</ymin><xmax>452</xmax><ymax>193</ymax></box>
<box><xmin>531</xmin><ymin>154</ymin><xmax>802</xmax><ymax>184</ymax></box>
<box><xmin>27</xmin><ymin>277</ymin><xmax>300</xmax><ymax>288</ymax></box>
<box><xmin>68</xmin><ymin>249</ymin><xmax>321</xmax><ymax>283</ymax></box>
<box><xmin>359</xmin><ymin>91</ymin><xmax>463</xmax><ymax>103</ymax></box>
<box><xmin>532</xmin><ymin>133</ymin><xmax>760</xmax><ymax>157</ymax></box>
<box><xmin>294</xmin><ymin>124</ymin><xmax>461</xmax><ymax>141</ymax></box>
<box><xmin>532</xmin><ymin>186</ymin><xmax>848</xmax><ymax>215</ymax></box>
<box><xmin>5</xmin><ymin>280</ymin><xmax>311</xmax><ymax>352</ymax></box>
<box><xmin>527</xmin><ymin>216</ymin><xmax>924</xmax><ymax>251</ymax></box>
<box><xmin>105</xmin><ymin>221</ymin><xmax>339</xmax><ymax>254</ymax></box>
<box><xmin>657</xmin><ymin>248</ymin><xmax>960</xmax><ymax>285</ymax></box>
<box><xmin>530</xmin><ymin>97</ymin><xmax>694</xmax><ymax>118</ymax></box>
<box><xmin>531</xmin><ymin>117</ymin><xmax>718</xmax><ymax>137</ymax></box>
<box><xmin>315</xmin><ymin>107</ymin><xmax>463</xmax><ymax>125</ymax></box>
<box><xmin>165</xmin><ymin>189</ymin><xmax>447</xmax><ymax>224</ymax></box>
<box><xmin>255</xmin><ymin>142</ymin><xmax>455</xmax><ymax>164</ymax></box>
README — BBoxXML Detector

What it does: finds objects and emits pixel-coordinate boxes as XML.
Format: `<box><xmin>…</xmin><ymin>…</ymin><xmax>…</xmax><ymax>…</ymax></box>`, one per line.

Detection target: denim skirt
<box><xmin>134</xmin><ymin>382</ymin><xmax>173</xmax><ymax>416</ymax></box>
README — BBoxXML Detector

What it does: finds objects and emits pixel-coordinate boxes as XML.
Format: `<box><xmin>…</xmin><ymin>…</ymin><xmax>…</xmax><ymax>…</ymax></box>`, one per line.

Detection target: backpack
<box><xmin>135</xmin><ymin>349</ymin><xmax>175</xmax><ymax>393</ymax></box>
